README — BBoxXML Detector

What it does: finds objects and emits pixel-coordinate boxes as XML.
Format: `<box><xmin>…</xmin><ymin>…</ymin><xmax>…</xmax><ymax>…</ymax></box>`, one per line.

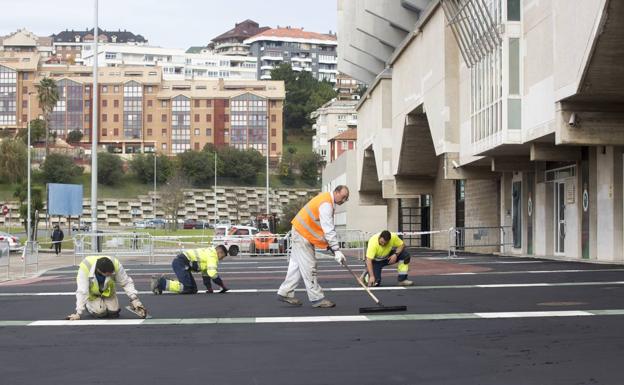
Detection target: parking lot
<box><xmin>1</xmin><ymin>250</ymin><xmax>624</xmax><ymax>385</ymax></box>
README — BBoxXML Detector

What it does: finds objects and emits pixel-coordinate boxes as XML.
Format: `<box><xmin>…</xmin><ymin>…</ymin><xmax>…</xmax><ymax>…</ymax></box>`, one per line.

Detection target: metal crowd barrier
<box><xmin>336</xmin><ymin>229</ymin><xmax>367</xmax><ymax>260</ymax></box>
<box><xmin>22</xmin><ymin>240</ymin><xmax>39</xmax><ymax>276</ymax></box>
<box><xmin>151</xmin><ymin>235</ymin><xmax>212</xmax><ymax>264</ymax></box>
<box><xmin>0</xmin><ymin>240</ymin><xmax>9</xmax><ymax>279</ymax></box>
<box><xmin>448</xmin><ymin>226</ymin><xmax>513</xmax><ymax>256</ymax></box>
<box><xmin>215</xmin><ymin>232</ymin><xmax>291</xmax><ymax>258</ymax></box>
<box><xmin>74</xmin><ymin>232</ymin><xmax>154</xmax><ymax>265</ymax></box>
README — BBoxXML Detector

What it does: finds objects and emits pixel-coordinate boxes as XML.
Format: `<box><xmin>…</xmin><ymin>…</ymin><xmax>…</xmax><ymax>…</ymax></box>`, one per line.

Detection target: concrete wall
<box><xmin>431</xmin><ymin>157</ymin><xmax>455</xmax><ymax>250</ymax></box>
<box><xmin>464</xmin><ymin>178</ymin><xmax>500</xmax><ymax>253</ymax></box>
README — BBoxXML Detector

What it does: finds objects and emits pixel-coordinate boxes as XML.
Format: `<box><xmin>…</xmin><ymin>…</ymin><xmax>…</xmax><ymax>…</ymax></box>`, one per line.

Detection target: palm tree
<box><xmin>35</xmin><ymin>77</ymin><xmax>59</xmax><ymax>157</ymax></box>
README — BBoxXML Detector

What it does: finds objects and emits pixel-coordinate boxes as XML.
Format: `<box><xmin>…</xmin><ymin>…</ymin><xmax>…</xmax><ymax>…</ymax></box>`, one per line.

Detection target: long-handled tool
<box><xmin>342</xmin><ymin>262</ymin><xmax>407</xmax><ymax>314</ymax></box>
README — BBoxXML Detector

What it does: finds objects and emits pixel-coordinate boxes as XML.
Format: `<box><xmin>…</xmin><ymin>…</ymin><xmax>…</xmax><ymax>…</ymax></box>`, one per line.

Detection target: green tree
<box><xmin>41</xmin><ymin>153</ymin><xmax>83</xmax><ymax>184</ymax></box>
<box><xmin>35</xmin><ymin>77</ymin><xmax>59</xmax><ymax>157</ymax></box>
<box><xmin>129</xmin><ymin>153</ymin><xmax>173</xmax><ymax>185</ymax></box>
<box><xmin>16</xmin><ymin>119</ymin><xmax>46</xmax><ymax>144</ymax></box>
<box><xmin>217</xmin><ymin>147</ymin><xmax>264</xmax><ymax>185</ymax></box>
<box><xmin>177</xmin><ymin>150</ymin><xmax>216</xmax><ymax>187</ymax></box>
<box><xmin>298</xmin><ymin>152</ymin><xmax>322</xmax><ymax>186</ymax></box>
<box><xmin>0</xmin><ymin>139</ymin><xmax>27</xmax><ymax>183</ymax></box>
<box><xmin>277</xmin><ymin>195</ymin><xmax>314</xmax><ymax>233</ymax></box>
<box><xmin>97</xmin><ymin>152</ymin><xmax>124</xmax><ymax>186</ymax></box>
<box><xmin>13</xmin><ymin>183</ymin><xmax>44</xmax><ymax>239</ymax></box>
<box><xmin>66</xmin><ymin>130</ymin><xmax>83</xmax><ymax>144</ymax></box>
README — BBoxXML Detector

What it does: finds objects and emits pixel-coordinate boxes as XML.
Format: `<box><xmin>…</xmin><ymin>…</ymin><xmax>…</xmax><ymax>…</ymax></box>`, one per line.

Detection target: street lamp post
<box><xmin>214</xmin><ymin>152</ymin><xmax>217</xmax><ymax>228</ymax></box>
<box><xmin>90</xmin><ymin>0</ymin><xmax>99</xmax><ymax>251</ymax></box>
<box><xmin>26</xmin><ymin>93</ymin><xmax>32</xmax><ymax>243</ymax></box>
<box><xmin>153</xmin><ymin>152</ymin><xmax>157</xmax><ymax>219</ymax></box>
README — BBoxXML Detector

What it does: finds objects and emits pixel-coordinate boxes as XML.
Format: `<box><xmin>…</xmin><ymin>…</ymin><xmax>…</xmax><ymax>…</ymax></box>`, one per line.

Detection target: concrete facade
<box><xmin>338</xmin><ymin>0</ymin><xmax>624</xmax><ymax>262</ymax></box>
<box><xmin>311</xmin><ymin>99</ymin><xmax>357</xmax><ymax>163</ymax></box>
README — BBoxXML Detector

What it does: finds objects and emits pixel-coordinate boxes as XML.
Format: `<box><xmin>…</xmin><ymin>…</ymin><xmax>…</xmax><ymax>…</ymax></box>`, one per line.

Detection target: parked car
<box><xmin>217</xmin><ymin>225</ymin><xmax>259</xmax><ymax>256</ymax></box>
<box><xmin>195</xmin><ymin>220</ymin><xmax>211</xmax><ymax>229</ymax></box>
<box><xmin>71</xmin><ymin>220</ymin><xmax>90</xmax><ymax>232</ymax></box>
<box><xmin>0</xmin><ymin>231</ymin><xmax>21</xmax><ymax>251</ymax></box>
<box><xmin>183</xmin><ymin>219</ymin><xmax>200</xmax><ymax>229</ymax></box>
<box><xmin>133</xmin><ymin>220</ymin><xmax>147</xmax><ymax>229</ymax></box>
<box><xmin>145</xmin><ymin>218</ymin><xmax>166</xmax><ymax>229</ymax></box>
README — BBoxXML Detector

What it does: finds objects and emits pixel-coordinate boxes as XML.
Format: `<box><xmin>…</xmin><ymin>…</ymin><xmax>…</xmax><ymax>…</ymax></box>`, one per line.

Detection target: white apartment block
<box><xmin>311</xmin><ymin>99</ymin><xmax>358</xmax><ymax>163</ymax></box>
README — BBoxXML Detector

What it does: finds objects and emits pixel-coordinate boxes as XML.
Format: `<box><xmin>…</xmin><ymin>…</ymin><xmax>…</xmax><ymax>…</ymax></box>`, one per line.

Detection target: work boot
<box><xmin>277</xmin><ymin>295</ymin><xmax>302</xmax><ymax>306</ymax></box>
<box><xmin>398</xmin><ymin>279</ymin><xmax>414</xmax><ymax>286</ymax></box>
<box><xmin>150</xmin><ymin>274</ymin><xmax>164</xmax><ymax>295</ymax></box>
<box><xmin>219</xmin><ymin>287</ymin><xmax>229</xmax><ymax>294</ymax></box>
<box><xmin>312</xmin><ymin>299</ymin><xmax>336</xmax><ymax>308</ymax></box>
<box><xmin>360</xmin><ymin>271</ymin><xmax>369</xmax><ymax>284</ymax></box>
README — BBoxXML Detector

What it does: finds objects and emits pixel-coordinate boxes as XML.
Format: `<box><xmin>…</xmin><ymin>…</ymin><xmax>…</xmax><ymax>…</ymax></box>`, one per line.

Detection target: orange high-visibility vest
<box><xmin>291</xmin><ymin>192</ymin><xmax>334</xmax><ymax>249</ymax></box>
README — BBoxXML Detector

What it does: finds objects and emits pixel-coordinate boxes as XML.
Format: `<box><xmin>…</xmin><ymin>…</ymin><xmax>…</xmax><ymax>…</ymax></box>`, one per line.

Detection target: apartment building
<box><xmin>337</xmin><ymin>0</ymin><xmax>624</xmax><ymax>263</ymax></box>
<box><xmin>50</xmin><ymin>28</ymin><xmax>147</xmax><ymax>64</ymax></box>
<box><xmin>80</xmin><ymin>44</ymin><xmax>257</xmax><ymax>81</ymax></box>
<box><xmin>0</xmin><ymin>29</ymin><xmax>53</xmax><ymax>58</ymax></box>
<box><xmin>209</xmin><ymin>19</ymin><xmax>270</xmax><ymax>56</ymax></box>
<box><xmin>311</xmin><ymin>99</ymin><xmax>357</xmax><ymax>163</ymax></box>
<box><xmin>244</xmin><ymin>27</ymin><xmax>338</xmax><ymax>82</ymax></box>
<box><xmin>0</xmin><ymin>52</ymin><xmax>284</xmax><ymax>161</ymax></box>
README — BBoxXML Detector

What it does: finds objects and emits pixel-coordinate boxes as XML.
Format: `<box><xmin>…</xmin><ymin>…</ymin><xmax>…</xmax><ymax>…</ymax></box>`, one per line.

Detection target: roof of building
<box><xmin>329</xmin><ymin>129</ymin><xmax>357</xmax><ymax>142</ymax></box>
<box><xmin>186</xmin><ymin>46</ymin><xmax>206</xmax><ymax>53</ymax></box>
<box><xmin>50</xmin><ymin>28</ymin><xmax>147</xmax><ymax>43</ymax></box>
<box><xmin>245</xmin><ymin>27</ymin><xmax>337</xmax><ymax>45</ymax></box>
<box><xmin>211</xmin><ymin>20</ymin><xmax>270</xmax><ymax>43</ymax></box>
<box><xmin>0</xmin><ymin>29</ymin><xmax>52</xmax><ymax>47</ymax></box>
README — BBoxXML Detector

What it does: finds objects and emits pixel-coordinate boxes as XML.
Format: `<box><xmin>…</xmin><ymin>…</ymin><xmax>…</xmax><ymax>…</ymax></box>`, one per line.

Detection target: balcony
<box><xmin>260</xmin><ymin>55</ymin><xmax>283</xmax><ymax>61</ymax></box>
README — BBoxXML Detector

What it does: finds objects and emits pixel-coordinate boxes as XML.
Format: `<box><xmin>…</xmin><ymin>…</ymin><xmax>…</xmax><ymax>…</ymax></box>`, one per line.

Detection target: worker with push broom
<box><xmin>361</xmin><ymin>230</ymin><xmax>414</xmax><ymax>287</ymax></box>
<box><xmin>277</xmin><ymin>185</ymin><xmax>350</xmax><ymax>308</ymax></box>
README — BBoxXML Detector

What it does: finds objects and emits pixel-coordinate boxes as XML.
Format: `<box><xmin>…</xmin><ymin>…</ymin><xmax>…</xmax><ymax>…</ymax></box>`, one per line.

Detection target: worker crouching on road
<box><xmin>151</xmin><ymin>245</ymin><xmax>229</xmax><ymax>294</ymax></box>
<box><xmin>66</xmin><ymin>255</ymin><xmax>147</xmax><ymax>320</ymax></box>
<box><xmin>361</xmin><ymin>230</ymin><xmax>414</xmax><ymax>287</ymax></box>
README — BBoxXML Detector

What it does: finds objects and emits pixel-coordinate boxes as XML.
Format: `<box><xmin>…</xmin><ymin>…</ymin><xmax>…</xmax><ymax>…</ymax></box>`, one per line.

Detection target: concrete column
<box><xmin>596</xmin><ymin>146</ymin><xmax>624</xmax><ymax>262</ymax></box>
<box><xmin>386</xmin><ymin>198</ymin><xmax>399</xmax><ymax>232</ymax></box>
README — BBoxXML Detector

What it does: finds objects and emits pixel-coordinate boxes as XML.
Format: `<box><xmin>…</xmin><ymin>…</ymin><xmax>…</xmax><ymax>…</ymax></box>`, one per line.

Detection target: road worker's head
<box><xmin>95</xmin><ymin>257</ymin><xmax>115</xmax><ymax>277</ymax></box>
<box><xmin>378</xmin><ymin>230</ymin><xmax>392</xmax><ymax>246</ymax></box>
<box><xmin>216</xmin><ymin>245</ymin><xmax>228</xmax><ymax>260</ymax></box>
<box><xmin>333</xmin><ymin>185</ymin><xmax>350</xmax><ymax>206</ymax></box>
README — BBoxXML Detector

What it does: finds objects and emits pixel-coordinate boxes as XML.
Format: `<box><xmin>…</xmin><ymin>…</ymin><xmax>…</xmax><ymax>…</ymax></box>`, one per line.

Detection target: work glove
<box><xmin>130</xmin><ymin>297</ymin><xmax>147</xmax><ymax>318</ymax></box>
<box><xmin>333</xmin><ymin>250</ymin><xmax>346</xmax><ymax>265</ymax></box>
<box><xmin>66</xmin><ymin>313</ymin><xmax>81</xmax><ymax>321</ymax></box>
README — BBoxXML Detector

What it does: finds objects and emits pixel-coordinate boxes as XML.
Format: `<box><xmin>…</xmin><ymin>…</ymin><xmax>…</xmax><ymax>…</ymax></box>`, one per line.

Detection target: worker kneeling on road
<box><xmin>151</xmin><ymin>245</ymin><xmax>229</xmax><ymax>294</ymax></box>
<box><xmin>361</xmin><ymin>230</ymin><xmax>413</xmax><ymax>287</ymax></box>
<box><xmin>66</xmin><ymin>255</ymin><xmax>147</xmax><ymax>320</ymax></box>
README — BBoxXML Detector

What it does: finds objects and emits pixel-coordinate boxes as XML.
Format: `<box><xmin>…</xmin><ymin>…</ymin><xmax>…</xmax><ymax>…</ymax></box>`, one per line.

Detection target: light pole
<box><xmin>153</xmin><ymin>151</ymin><xmax>157</xmax><ymax>219</ymax></box>
<box><xmin>266</xmin><ymin>117</ymin><xmax>269</xmax><ymax>217</ymax></box>
<box><xmin>90</xmin><ymin>0</ymin><xmax>99</xmax><ymax>251</ymax></box>
<box><xmin>213</xmin><ymin>152</ymin><xmax>217</xmax><ymax>228</ymax></box>
<box><xmin>26</xmin><ymin>93</ymin><xmax>32</xmax><ymax>243</ymax></box>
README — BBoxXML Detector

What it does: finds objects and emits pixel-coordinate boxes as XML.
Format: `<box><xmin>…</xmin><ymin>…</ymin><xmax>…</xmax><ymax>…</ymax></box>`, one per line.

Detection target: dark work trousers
<box><xmin>370</xmin><ymin>249</ymin><xmax>411</xmax><ymax>285</ymax></box>
<box><xmin>172</xmin><ymin>254</ymin><xmax>198</xmax><ymax>294</ymax></box>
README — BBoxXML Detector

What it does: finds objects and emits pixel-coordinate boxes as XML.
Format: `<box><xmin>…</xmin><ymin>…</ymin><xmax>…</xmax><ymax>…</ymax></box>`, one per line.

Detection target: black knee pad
<box><xmin>402</xmin><ymin>256</ymin><xmax>411</xmax><ymax>264</ymax></box>
<box><xmin>108</xmin><ymin>309</ymin><xmax>121</xmax><ymax>318</ymax></box>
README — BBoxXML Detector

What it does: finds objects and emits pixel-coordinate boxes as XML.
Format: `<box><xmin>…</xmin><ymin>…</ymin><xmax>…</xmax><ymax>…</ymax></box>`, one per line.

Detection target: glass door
<box><xmin>555</xmin><ymin>181</ymin><xmax>566</xmax><ymax>254</ymax></box>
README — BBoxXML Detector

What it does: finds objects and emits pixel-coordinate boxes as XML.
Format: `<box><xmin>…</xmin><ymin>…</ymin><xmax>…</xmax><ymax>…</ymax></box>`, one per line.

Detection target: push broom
<box><xmin>342</xmin><ymin>261</ymin><xmax>407</xmax><ymax>314</ymax></box>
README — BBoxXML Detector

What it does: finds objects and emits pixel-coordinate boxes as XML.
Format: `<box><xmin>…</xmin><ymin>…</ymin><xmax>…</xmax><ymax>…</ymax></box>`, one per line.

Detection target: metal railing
<box><xmin>216</xmin><ymin>232</ymin><xmax>291</xmax><ymax>258</ymax></box>
<box><xmin>22</xmin><ymin>240</ymin><xmax>39</xmax><ymax>276</ymax></box>
<box><xmin>448</xmin><ymin>226</ymin><xmax>513</xmax><ymax>256</ymax></box>
<box><xmin>0</xmin><ymin>240</ymin><xmax>9</xmax><ymax>279</ymax></box>
<box><xmin>336</xmin><ymin>229</ymin><xmax>368</xmax><ymax>260</ymax></box>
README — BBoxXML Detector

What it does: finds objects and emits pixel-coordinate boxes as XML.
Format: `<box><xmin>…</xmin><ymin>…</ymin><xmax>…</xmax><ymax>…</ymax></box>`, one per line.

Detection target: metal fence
<box><xmin>0</xmin><ymin>240</ymin><xmax>9</xmax><ymax>279</ymax></box>
<box><xmin>218</xmin><ymin>232</ymin><xmax>291</xmax><ymax>258</ymax></box>
<box><xmin>22</xmin><ymin>241</ymin><xmax>39</xmax><ymax>276</ymax></box>
<box><xmin>336</xmin><ymin>229</ymin><xmax>368</xmax><ymax>260</ymax></box>
<box><xmin>448</xmin><ymin>226</ymin><xmax>513</xmax><ymax>256</ymax></box>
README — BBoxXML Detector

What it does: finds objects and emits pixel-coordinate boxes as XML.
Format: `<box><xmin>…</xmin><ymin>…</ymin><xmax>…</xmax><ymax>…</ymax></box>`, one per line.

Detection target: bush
<box><xmin>216</xmin><ymin>147</ymin><xmax>264</xmax><ymax>185</ymax></box>
<box><xmin>177</xmin><ymin>150</ymin><xmax>215</xmax><ymax>187</ymax></box>
<box><xmin>0</xmin><ymin>138</ymin><xmax>27</xmax><ymax>183</ymax></box>
<box><xmin>16</xmin><ymin>119</ymin><xmax>46</xmax><ymax>144</ymax></box>
<box><xmin>298</xmin><ymin>152</ymin><xmax>322</xmax><ymax>186</ymax></box>
<box><xmin>97</xmin><ymin>152</ymin><xmax>124</xmax><ymax>186</ymax></box>
<box><xmin>41</xmin><ymin>153</ymin><xmax>83</xmax><ymax>183</ymax></box>
<box><xmin>66</xmin><ymin>130</ymin><xmax>83</xmax><ymax>144</ymax></box>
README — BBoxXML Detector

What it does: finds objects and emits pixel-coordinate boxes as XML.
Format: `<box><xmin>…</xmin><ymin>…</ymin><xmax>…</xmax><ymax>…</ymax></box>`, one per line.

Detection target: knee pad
<box><xmin>402</xmin><ymin>256</ymin><xmax>411</xmax><ymax>264</ymax></box>
<box><xmin>108</xmin><ymin>309</ymin><xmax>121</xmax><ymax>318</ymax></box>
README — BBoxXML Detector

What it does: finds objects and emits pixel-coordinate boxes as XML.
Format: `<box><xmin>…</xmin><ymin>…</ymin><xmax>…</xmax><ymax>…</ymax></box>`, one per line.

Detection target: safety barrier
<box><xmin>0</xmin><ymin>240</ymin><xmax>9</xmax><ymax>279</ymax></box>
<box><xmin>336</xmin><ymin>230</ymin><xmax>368</xmax><ymax>260</ymax></box>
<box><xmin>151</xmin><ymin>235</ymin><xmax>212</xmax><ymax>264</ymax></box>
<box><xmin>448</xmin><ymin>226</ymin><xmax>513</xmax><ymax>256</ymax></box>
<box><xmin>73</xmin><ymin>232</ymin><xmax>154</xmax><ymax>265</ymax></box>
<box><xmin>22</xmin><ymin>240</ymin><xmax>39</xmax><ymax>276</ymax></box>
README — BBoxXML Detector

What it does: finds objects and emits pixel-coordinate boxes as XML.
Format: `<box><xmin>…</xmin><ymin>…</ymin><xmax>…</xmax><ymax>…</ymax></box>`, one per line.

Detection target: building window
<box><xmin>113</xmin><ymin>114</ymin><xmax>119</xmax><ymax>122</ymax></box>
<box><xmin>22</xmin><ymin>114</ymin><xmax>27</xmax><ymax>123</ymax></box>
<box><xmin>102</xmin><ymin>128</ymin><xmax>107</xmax><ymax>136</ymax></box>
<box><xmin>206</xmin><ymin>99</ymin><xmax>212</xmax><ymax>108</ymax></box>
<box><xmin>22</xmin><ymin>100</ymin><xmax>27</xmax><ymax>108</ymax></box>
<box><xmin>102</xmin><ymin>99</ymin><xmax>107</xmax><ymax>107</ymax></box>
<box><xmin>271</xmin><ymin>128</ymin><xmax>276</xmax><ymax>137</ymax></box>
<box><xmin>194</xmin><ymin>142</ymin><xmax>200</xmax><ymax>150</ymax></box>
<box><xmin>194</xmin><ymin>114</ymin><xmax>199</xmax><ymax>122</ymax></box>
<box><xmin>102</xmin><ymin>114</ymin><xmax>107</xmax><ymax>122</ymax></box>
<box><xmin>113</xmin><ymin>99</ymin><xmax>119</xmax><ymax>108</ymax></box>
<box><xmin>147</xmin><ymin>128</ymin><xmax>152</xmax><ymax>136</ymax></box>
<box><xmin>271</xmin><ymin>114</ymin><xmax>276</xmax><ymax>122</ymax></box>
<box><xmin>507</xmin><ymin>0</ymin><xmax>521</xmax><ymax>21</ymax></box>
<box><xmin>194</xmin><ymin>128</ymin><xmax>200</xmax><ymax>136</ymax></box>
<box><xmin>161</xmin><ymin>114</ymin><xmax>167</xmax><ymax>122</ymax></box>
<box><xmin>224</xmin><ymin>114</ymin><xmax>229</xmax><ymax>122</ymax></box>
<box><xmin>194</xmin><ymin>99</ymin><xmax>200</xmax><ymax>108</ymax></box>
<box><xmin>162</xmin><ymin>128</ymin><xmax>167</xmax><ymax>135</ymax></box>
<box><xmin>113</xmin><ymin>128</ymin><xmax>119</xmax><ymax>136</ymax></box>
<box><xmin>271</xmin><ymin>143</ymin><xmax>276</xmax><ymax>151</ymax></box>
<box><xmin>161</xmin><ymin>100</ymin><xmax>168</xmax><ymax>107</ymax></box>
<box><xmin>147</xmin><ymin>99</ymin><xmax>153</xmax><ymax>107</ymax></box>
<box><xmin>205</xmin><ymin>128</ymin><xmax>212</xmax><ymax>136</ymax></box>
<box><xmin>162</xmin><ymin>143</ymin><xmax>167</xmax><ymax>150</ymax></box>
<box><xmin>22</xmin><ymin>86</ymin><xmax>27</xmax><ymax>94</ymax></box>
<box><xmin>23</xmin><ymin>73</ymin><xmax>29</xmax><ymax>80</ymax></box>
<box><xmin>171</xmin><ymin>95</ymin><xmax>191</xmax><ymax>154</ymax></box>
<box><xmin>85</xmin><ymin>114</ymin><xmax>89</xmax><ymax>122</ymax></box>
<box><xmin>224</xmin><ymin>99</ymin><xmax>229</xmax><ymax>108</ymax></box>
<box><xmin>146</xmin><ymin>86</ymin><xmax>153</xmax><ymax>93</ymax></box>
<box><xmin>102</xmin><ymin>85</ymin><xmax>108</xmax><ymax>93</ymax></box>
<box><xmin>270</xmin><ymin>100</ymin><xmax>277</xmax><ymax>107</ymax></box>
<box><xmin>147</xmin><ymin>114</ymin><xmax>152</xmax><ymax>122</ymax></box>
<box><xmin>206</xmin><ymin>114</ymin><xmax>211</xmax><ymax>122</ymax></box>
<box><xmin>113</xmin><ymin>86</ymin><xmax>119</xmax><ymax>93</ymax></box>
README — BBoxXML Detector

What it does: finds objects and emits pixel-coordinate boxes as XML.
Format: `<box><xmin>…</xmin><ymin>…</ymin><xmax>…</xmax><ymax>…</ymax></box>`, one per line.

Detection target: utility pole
<box><xmin>90</xmin><ymin>0</ymin><xmax>99</xmax><ymax>251</ymax></box>
<box><xmin>214</xmin><ymin>152</ymin><xmax>217</xmax><ymax>228</ymax></box>
<box><xmin>153</xmin><ymin>152</ymin><xmax>157</xmax><ymax>219</ymax></box>
<box><xmin>27</xmin><ymin>93</ymin><xmax>32</xmax><ymax>243</ymax></box>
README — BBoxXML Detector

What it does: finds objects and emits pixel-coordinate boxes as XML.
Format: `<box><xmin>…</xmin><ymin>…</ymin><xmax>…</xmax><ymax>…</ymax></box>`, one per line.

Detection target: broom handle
<box><xmin>343</xmin><ymin>262</ymin><xmax>382</xmax><ymax>305</ymax></box>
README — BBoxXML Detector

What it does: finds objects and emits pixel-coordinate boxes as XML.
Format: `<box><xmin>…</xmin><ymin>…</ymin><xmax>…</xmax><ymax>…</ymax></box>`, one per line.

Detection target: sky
<box><xmin>1</xmin><ymin>0</ymin><xmax>337</xmax><ymax>49</ymax></box>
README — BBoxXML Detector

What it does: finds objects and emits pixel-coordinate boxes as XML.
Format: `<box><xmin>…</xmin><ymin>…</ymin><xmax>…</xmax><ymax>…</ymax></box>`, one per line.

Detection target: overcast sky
<box><xmin>1</xmin><ymin>0</ymin><xmax>337</xmax><ymax>49</ymax></box>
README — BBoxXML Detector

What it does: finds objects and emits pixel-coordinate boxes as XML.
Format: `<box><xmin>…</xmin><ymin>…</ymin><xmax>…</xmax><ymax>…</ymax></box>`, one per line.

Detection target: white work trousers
<box><xmin>86</xmin><ymin>295</ymin><xmax>119</xmax><ymax>318</ymax></box>
<box><xmin>277</xmin><ymin>229</ymin><xmax>325</xmax><ymax>302</ymax></box>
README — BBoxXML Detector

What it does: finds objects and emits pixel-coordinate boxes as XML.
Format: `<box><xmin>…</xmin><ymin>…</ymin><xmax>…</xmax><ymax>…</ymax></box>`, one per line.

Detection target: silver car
<box><xmin>0</xmin><ymin>231</ymin><xmax>21</xmax><ymax>251</ymax></box>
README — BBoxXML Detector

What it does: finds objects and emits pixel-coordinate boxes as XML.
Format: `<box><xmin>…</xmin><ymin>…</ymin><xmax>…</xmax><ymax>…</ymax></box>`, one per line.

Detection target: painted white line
<box><xmin>4</xmin><ymin>281</ymin><xmax>624</xmax><ymax>297</ymax></box>
<box><xmin>475</xmin><ymin>310</ymin><xmax>593</xmax><ymax>319</ymax></box>
<box><xmin>29</xmin><ymin>319</ymin><xmax>143</xmax><ymax>326</ymax></box>
<box><xmin>256</xmin><ymin>315</ymin><xmax>368</xmax><ymax>323</ymax></box>
<box><xmin>458</xmin><ymin>261</ymin><xmax>546</xmax><ymax>264</ymax></box>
